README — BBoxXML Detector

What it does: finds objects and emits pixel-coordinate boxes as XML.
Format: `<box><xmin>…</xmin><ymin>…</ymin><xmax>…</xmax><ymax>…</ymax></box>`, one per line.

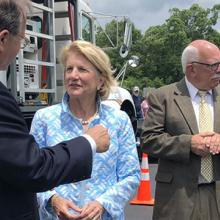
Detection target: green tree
<box><xmin>96</xmin><ymin>4</ymin><xmax>220</xmax><ymax>91</ymax></box>
<box><xmin>139</xmin><ymin>3</ymin><xmax>220</xmax><ymax>87</ymax></box>
<box><xmin>95</xmin><ymin>20</ymin><xmax>143</xmax><ymax>83</ymax></box>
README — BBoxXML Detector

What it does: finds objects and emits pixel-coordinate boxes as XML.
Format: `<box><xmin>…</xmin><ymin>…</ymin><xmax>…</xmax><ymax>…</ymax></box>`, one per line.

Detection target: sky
<box><xmin>88</xmin><ymin>0</ymin><xmax>220</xmax><ymax>33</ymax></box>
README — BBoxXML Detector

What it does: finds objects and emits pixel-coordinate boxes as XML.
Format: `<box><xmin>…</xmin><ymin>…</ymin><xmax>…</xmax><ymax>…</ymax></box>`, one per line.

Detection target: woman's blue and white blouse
<box><xmin>30</xmin><ymin>93</ymin><xmax>140</xmax><ymax>220</ymax></box>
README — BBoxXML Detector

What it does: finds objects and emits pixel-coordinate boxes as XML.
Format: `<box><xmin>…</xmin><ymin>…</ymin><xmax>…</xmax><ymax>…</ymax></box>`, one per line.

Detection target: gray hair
<box><xmin>181</xmin><ymin>45</ymin><xmax>199</xmax><ymax>74</ymax></box>
<box><xmin>0</xmin><ymin>0</ymin><xmax>30</xmax><ymax>35</ymax></box>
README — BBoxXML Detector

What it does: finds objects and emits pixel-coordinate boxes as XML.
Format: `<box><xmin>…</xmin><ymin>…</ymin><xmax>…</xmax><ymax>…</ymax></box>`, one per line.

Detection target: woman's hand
<box><xmin>50</xmin><ymin>194</ymin><xmax>82</xmax><ymax>220</ymax></box>
<box><xmin>79</xmin><ymin>201</ymin><xmax>104</xmax><ymax>220</ymax></box>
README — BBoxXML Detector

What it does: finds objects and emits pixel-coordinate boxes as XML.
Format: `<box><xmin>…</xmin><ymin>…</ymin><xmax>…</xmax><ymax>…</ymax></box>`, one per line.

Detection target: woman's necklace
<box><xmin>81</xmin><ymin>120</ymin><xmax>89</xmax><ymax>125</ymax></box>
<box><xmin>80</xmin><ymin>109</ymin><xmax>98</xmax><ymax>126</ymax></box>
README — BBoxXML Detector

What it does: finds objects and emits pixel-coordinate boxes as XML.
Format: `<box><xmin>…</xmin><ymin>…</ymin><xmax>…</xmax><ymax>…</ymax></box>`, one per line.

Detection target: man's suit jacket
<box><xmin>141</xmin><ymin>78</ymin><xmax>220</xmax><ymax>220</ymax></box>
<box><xmin>0</xmin><ymin>82</ymin><xmax>92</xmax><ymax>220</ymax></box>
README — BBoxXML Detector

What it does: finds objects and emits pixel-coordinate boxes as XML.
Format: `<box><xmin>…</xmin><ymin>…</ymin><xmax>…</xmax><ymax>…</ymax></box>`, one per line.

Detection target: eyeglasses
<box><xmin>191</xmin><ymin>61</ymin><xmax>220</xmax><ymax>72</ymax></box>
<box><xmin>17</xmin><ymin>34</ymin><xmax>30</xmax><ymax>49</ymax></box>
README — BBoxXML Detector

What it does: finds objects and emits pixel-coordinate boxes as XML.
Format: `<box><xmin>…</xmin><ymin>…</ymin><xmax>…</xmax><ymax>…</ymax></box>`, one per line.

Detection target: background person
<box><xmin>31</xmin><ymin>40</ymin><xmax>140</xmax><ymax>220</ymax></box>
<box><xmin>141</xmin><ymin>39</ymin><xmax>220</xmax><ymax>220</ymax></box>
<box><xmin>0</xmin><ymin>1</ymin><xmax>109</xmax><ymax>219</ymax></box>
<box><xmin>132</xmin><ymin>86</ymin><xmax>143</xmax><ymax>119</ymax></box>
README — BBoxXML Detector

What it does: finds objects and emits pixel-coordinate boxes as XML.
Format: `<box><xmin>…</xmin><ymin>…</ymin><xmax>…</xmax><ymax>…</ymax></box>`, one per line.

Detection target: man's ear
<box><xmin>0</xmin><ymin>30</ymin><xmax>10</xmax><ymax>51</ymax></box>
<box><xmin>185</xmin><ymin>63</ymin><xmax>196</xmax><ymax>80</ymax></box>
<box><xmin>186</xmin><ymin>63</ymin><xmax>194</xmax><ymax>74</ymax></box>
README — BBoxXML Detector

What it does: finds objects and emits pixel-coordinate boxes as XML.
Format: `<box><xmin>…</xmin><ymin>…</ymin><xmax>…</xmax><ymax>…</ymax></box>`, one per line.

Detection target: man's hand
<box><xmin>191</xmin><ymin>132</ymin><xmax>214</xmax><ymax>157</ymax></box>
<box><xmin>203</xmin><ymin>133</ymin><xmax>220</xmax><ymax>155</ymax></box>
<box><xmin>86</xmin><ymin>125</ymin><xmax>110</xmax><ymax>153</ymax></box>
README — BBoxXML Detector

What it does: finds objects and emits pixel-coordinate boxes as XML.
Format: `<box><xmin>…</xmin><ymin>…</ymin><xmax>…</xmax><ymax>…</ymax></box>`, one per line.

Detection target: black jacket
<box><xmin>0</xmin><ymin>82</ymin><xmax>92</xmax><ymax>220</ymax></box>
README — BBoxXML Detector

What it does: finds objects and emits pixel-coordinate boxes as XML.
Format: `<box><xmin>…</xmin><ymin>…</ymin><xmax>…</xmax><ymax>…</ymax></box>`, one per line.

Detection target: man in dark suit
<box><xmin>0</xmin><ymin>0</ymin><xmax>109</xmax><ymax>219</ymax></box>
<box><xmin>141</xmin><ymin>39</ymin><xmax>220</xmax><ymax>220</ymax></box>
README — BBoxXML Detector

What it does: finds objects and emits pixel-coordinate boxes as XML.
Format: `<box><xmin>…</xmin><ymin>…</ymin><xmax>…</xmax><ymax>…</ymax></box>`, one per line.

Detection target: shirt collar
<box><xmin>61</xmin><ymin>92</ymin><xmax>102</xmax><ymax>115</ymax></box>
<box><xmin>61</xmin><ymin>92</ymin><xmax>71</xmax><ymax>113</ymax></box>
<box><xmin>185</xmin><ymin>76</ymin><xmax>212</xmax><ymax>99</ymax></box>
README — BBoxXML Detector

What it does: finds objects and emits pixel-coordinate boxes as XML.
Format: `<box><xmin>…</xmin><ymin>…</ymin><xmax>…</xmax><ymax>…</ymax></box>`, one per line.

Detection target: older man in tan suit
<box><xmin>141</xmin><ymin>39</ymin><xmax>220</xmax><ymax>220</ymax></box>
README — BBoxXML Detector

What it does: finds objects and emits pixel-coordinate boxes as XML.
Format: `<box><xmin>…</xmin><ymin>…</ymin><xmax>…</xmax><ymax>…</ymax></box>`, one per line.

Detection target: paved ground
<box><xmin>124</xmin><ymin>163</ymin><xmax>158</xmax><ymax>220</ymax></box>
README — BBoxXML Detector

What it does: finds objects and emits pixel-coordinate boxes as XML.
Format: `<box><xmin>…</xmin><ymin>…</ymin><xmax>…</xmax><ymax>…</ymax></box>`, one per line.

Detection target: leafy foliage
<box><xmin>95</xmin><ymin>4</ymin><xmax>220</xmax><ymax>92</ymax></box>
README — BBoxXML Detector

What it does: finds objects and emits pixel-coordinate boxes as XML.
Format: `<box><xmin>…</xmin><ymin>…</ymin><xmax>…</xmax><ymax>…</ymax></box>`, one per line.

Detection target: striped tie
<box><xmin>198</xmin><ymin>91</ymin><xmax>214</xmax><ymax>182</ymax></box>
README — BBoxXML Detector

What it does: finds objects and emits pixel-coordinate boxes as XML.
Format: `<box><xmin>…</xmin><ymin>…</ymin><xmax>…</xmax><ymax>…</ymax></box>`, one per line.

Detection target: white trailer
<box><xmin>5</xmin><ymin>0</ymin><xmax>137</xmax><ymax>132</ymax></box>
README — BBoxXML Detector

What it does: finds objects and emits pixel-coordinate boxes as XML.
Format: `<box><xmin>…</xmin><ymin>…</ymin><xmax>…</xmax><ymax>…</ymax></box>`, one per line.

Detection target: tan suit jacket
<box><xmin>141</xmin><ymin>78</ymin><xmax>220</xmax><ymax>220</ymax></box>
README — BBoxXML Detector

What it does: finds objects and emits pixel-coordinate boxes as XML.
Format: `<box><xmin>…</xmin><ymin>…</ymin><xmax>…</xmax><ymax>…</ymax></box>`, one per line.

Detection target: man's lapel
<box><xmin>173</xmin><ymin>78</ymin><xmax>199</xmax><ymax>134</ymax></box>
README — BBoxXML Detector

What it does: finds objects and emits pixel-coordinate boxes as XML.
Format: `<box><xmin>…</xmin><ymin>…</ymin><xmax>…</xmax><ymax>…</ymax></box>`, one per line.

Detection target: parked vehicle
<box><xmin>1</xmin><ymin>0</ymin><xmax>137</xmax><ymax>134</ymax></box>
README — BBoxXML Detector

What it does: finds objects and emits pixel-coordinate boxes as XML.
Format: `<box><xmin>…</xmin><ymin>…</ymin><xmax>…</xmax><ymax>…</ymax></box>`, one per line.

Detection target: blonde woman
<box><xmin>31</xmin><ymin>40</ymin><xmax>140</xmax><ymax>220</ymax></box>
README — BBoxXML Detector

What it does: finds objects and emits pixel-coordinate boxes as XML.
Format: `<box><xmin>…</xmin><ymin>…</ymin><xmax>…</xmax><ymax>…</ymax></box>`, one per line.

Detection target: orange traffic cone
<box><xmin>130</xmin><ymin>153</ymin><xmax>154</xmax><ymax>205</ymax></box>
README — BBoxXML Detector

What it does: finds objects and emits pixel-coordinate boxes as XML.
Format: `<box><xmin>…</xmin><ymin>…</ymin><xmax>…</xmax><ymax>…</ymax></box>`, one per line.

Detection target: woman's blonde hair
<box><xmin>60</xmin><ymin>40</ymin><xmax>117</xmax><ymax>100</ymax></box>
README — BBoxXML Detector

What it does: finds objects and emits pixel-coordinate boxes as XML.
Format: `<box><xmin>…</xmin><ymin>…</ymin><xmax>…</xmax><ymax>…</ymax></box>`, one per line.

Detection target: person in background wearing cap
<box><xmin>141</xmin><ymin>39</ymin><xmax>220</xmax><ymax>220</ymax></box>
<box><xmin>132</xmin><ymin>86</ymin><xmax>143</xmax><ymax>119</ymax></box>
